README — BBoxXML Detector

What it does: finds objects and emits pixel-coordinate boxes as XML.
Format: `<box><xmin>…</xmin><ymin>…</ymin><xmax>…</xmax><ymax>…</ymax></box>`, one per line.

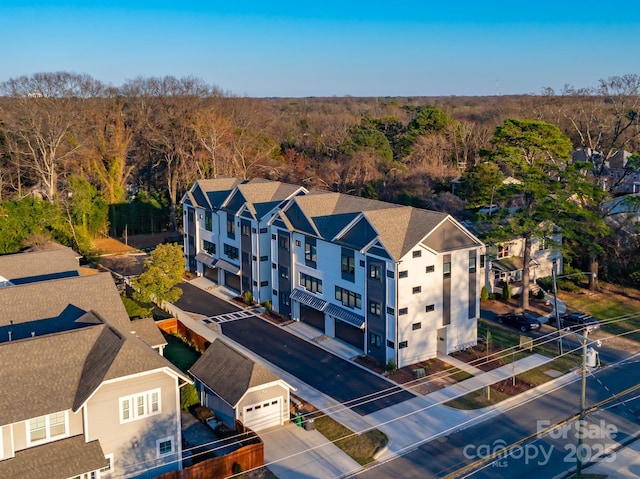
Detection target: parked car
<box><xmin>496</xmin><ymin>312</ymin><xmax>542</xmax><ymax>332</ymax></box>
<box><xmin>553</xmin><ymin>312</ymin><xmax>600</xmax><ymax>332</ymax></box>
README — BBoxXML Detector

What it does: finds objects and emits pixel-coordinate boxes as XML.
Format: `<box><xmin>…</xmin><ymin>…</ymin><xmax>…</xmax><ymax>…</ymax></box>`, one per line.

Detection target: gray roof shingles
<box><xmin>0</xmin><ymin>246</ymin><xmax>79</xmax><ymax>284</ymax></box>
<box><xmin>189</xmin><ymin>339</ymin><xmax>280</xmax><ymax>407</ymax></box>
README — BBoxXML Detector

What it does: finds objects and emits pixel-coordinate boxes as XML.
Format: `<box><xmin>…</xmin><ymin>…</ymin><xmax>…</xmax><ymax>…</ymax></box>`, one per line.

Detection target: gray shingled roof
<box><xmin>0</xmin><ymin>435</ymin><xmax>106</xmax><ymax>479</ymax></box>
<box><xmin>226</xmin><ymin>179</ymin><xmax>305</xmax><ymax>219</ymax></box>
<box><xmin>130</xmin><ymin>317</ymin><xmax>168</xmax><ymax>348</ymax></box>
<box><xmin>283</xmin><ymin>190</ymin><xmax>457</xmax><ymax>260</ymax></box>
<box><xmin>189</xmin><ymin>339</ymin><xmax>281</xmax><ymax>407</ymax></box>
<box><xmin>0</xmin><ymin>246</ymin><xmax>80</xmax><ymax>285</ymax></box>
<box><xmin>191</xmin><ymin>177</ymin><xmax>244</xmax><ymax>209</ymax></box>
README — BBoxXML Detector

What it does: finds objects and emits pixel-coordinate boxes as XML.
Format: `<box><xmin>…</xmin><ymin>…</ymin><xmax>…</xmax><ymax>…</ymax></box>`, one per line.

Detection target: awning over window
<box><xmin>290</xmin><ymin>288</ymin><xmax>327</xmax><ymax>311</ymax></box>
<box><xmin>195</xmin><ymin>252</ymin><xmax>216</xmax><ymax>267</ymax></box>
<box><xmin>325</xmin><ymin>303</ymin><xmax>365</xmax><ymax>329</ymax></box>
<box><xmin>214</xmin><ymin>259</ymin><xmax>240</xmax><ymax>275</ymax></box>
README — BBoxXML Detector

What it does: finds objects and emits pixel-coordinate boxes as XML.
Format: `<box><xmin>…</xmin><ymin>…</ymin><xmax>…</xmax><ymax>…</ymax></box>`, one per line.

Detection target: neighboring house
<box><xmin>189</xmin><ymin>339</ymin><xmax>292</xmax><ymax>432</ymax></box>
<box><xmin>464</xmin><ymin>221</ymin><xmax>563</xmax><ymax>297</ymax></box>
<box><xmin>0</xmin><ymin>249</ymin><xmax>191</xmax><ymax>479</ymax></box>
<box><xmin>182</xmin><ymin>178</ymin><xmax>484</xmax><ymax>369</ymax></box>
<box><xmin>574</xmin><ymin>148</ymin><xmax>640</xmax><ymax>194</ymax></box>
<box><xmin>0</xmin><ymin>245</ymin><xmax>80</xmax><ymax>287</ymax></box>
<box><xmin>182</xmin><ymin>178</ymin><xmax>307</xmax><ymax>302</ymax></box>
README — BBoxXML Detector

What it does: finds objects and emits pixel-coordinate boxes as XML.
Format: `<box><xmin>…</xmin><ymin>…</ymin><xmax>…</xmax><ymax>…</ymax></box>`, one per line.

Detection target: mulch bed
<box><xmin>450</xmin><ymin>342</ymin><xmax>505</xmax><ymax>372</ymax></box>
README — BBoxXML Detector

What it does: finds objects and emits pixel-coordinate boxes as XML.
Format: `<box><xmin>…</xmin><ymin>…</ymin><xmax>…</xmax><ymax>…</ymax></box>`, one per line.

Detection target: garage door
<box><xmin>335</xmin><ymin>320</ymin><xmax>364</xmax><ymax>350</ymax></box>
<box><xmin>243</xmin><ymin>396</ymin><xmax>283</xmax><ymax>431</ymax></box>
<box><xmin>300</xmin><ymin>305</ymin><xmax>325</xmax><ymax>333</ymax></box>
<box><xmin>224</xmin><ymin>271</ymin><xmax>241</xmax><ymax>293</ymax></box>
<box><xmin>203</xmin><ymin>266</ymin><xmax>218</xmax><ymax>283</ymax></box>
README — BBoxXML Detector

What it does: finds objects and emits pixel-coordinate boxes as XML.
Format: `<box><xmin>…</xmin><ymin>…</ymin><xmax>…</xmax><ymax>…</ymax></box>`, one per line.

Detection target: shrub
<box><xmin>536</xmin><ymin>288</ymin><xmax>546</xmax><ymax>300</ymax></box>
<box><xmin>192</xmin><ymin>405</ymin><xmax>214</xmax><ymax>423</ymax></box>
<box><xmin>386</xmin><ymin>358</ymin><xmax>397</xmax><ymax>373</ymax></box>
<box><xmin>557</xmin><ymin>279</ymin><xmax>580</xmax><ymax>293</ymax></box>
<box><xmin>180</xmin><ymin>384</ymin><xmax>199</xmax><ymax>411</ymax></box>
<box><xmin>232</xmin><ymin>462</ymin><xmax>243</xmax><ymax>474</ymax></box>
<box><xmin>480</xmin><ymin>286</ymin><xmax>489</xmax><ymax>302</ymax></box>
<box><xmin>502</xmin><ymin>283</ymin><xmax>511</xmax><ymax>300</ymax></box>
<box><xmin>263</xmin><ymin>300</ymin><xmax>272</xmax><ymax>312</ymax></box>
<box><xmin>243</xmin><ymin>290</ymin><xmax>253</xmax><ymax>305</ymax></box>
<box><xmin>121</xmin><ymin>296</ymin><xmax>153</xmax><ymax>320</ymax></box>
<box><xmin>537</xmin><ymin>277</ymin><xmax>552</xmax><ymax>292</ymax></box>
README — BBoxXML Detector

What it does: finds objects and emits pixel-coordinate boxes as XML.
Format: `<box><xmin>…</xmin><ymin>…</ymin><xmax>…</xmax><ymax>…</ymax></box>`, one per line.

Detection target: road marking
<box><xmin>205</xmin><ymin>310</ymin><xmax>255</xmax><ymax>323</ymax></box>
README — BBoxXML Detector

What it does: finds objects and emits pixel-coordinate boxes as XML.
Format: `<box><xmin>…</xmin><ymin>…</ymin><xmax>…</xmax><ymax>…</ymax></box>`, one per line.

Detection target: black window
<box><xmin>260</xmin><ymin>255</ymin><xmax>268</xmax><ymax>261</ymax></box>
<box><xmin>241</xmin><ymin>224</ymin><xmax>250</xmax><ymax>236</ymax></box>
<box><xmin>300</xmin><ymin>272</ymin><xmax>322</xmax><ymax>293</ymax></box>
<box><xmin>399</xmin><ymin>270</ymin><xmax>408</xmax><ymax>278</ymax></box>
<box><xmin>226</xmin><ymin>215</ymin><xmax>236</xmax><ymax>238</ymax></box>
<box><xmin>296</xmin><ymin>240</ymin><xmax>301</xmax><ymax>247</ymax></box>
<box><xmin>272</xmin><ymin>263</ymin><xmax>277</xmax><ymax>269</ymax></box>
<box><xmin>399</xmin><ymin>341</ymin><xmax>408</xmax><ymax>349</ymax></box>
<box><xmin>386</xmin><ymin>340</ymin><xmax>394</xmax><ymax>348</ymax></box>
<box><xmin>399</xmin><ymin>307</ymin><xmax>408</xmax><ymax>315</ymax></box>
<box><xmin>202</xmin><ymin>240</ymin><xmax>215</xmax><ymax>255</ymax></box>
<box><xmin>443</xmin><ymin>262</ymin><xmax>451</xmax><ymax>278</ymax></box>
<box><xmin>359</xmin><ymin>260</ymin><xmax>365</xmax><ymax>267</ymax></box>
<box><xmin>387</xmin><ymin>270</ymin><xmax>394</xmax><ymax>278</ymax></box>
<box><xmin>341</xmin><ymin>255</ymin><xmax>355</xmax><ymax>275</ymax></box>
<box><xmin>426</xmin><ymin>265</ymin><xmax>435</xmax><ymax>273</ymax></box>
<box><xmin>260</xmin><ymin>281</ymin><xmax>269</xmax><ymax>287</ymax></box>
<box><xmin>369</xmin><ymin>333</ymin><xmax>382</xmax><ymax>348</ymax></box>
<box><xmin>260</xmin><ymin>228</ymin><xmax>268</xmax><ymax>233</ymax></box>
<box><xmin>271</xmin><ymin>234</ymin><xmax>276</xmax><ymax>240</ymax></box>
<box><xmin>369</xmin><ymin>264</ymin><xmax>382</xmax><ymax>280</ymax></box>
<box><xmin>278</xmin><ymin>235</ymin><xmax>289</xmax><ymax>250</ymax></box>
<box><xmin>469</xmin><ymin>257</ymin><xmax>477</xmax><ymax>273</ymax></box>
<box><xmin>280</xmin><ymin>266</ymin><xmax>289</xmax><ymax>279</ymax></box>
<box><xmin>412</xmin><ymin>286</ymin><xmax>421</xmax><ymax>294</ymax></box>
<box><xmin>426</xmin><ymin>304</ymin><xmax>435</xmax><ymax>312</ymax></box>
<box><xmin>204</xmin><ymin>213</ymin><xmax>213</xmax><ymax>231</ymax></box>
<box><xmin>223</xmin><ymin>244</ymin><xmax>238</xmax><ymax>260</ymax></box>
<box><xmin>280</xmin><ymin>292</ymin><xmax>290</xmax><ymax>306</ymax></box>
<box><xmin>480</xmin><ymin>255</ymin><xmax>486</xmax><ymax>268</ymax></box>
<box><xmin>305</xmin><ymin>242</ymin><xmax>317</xmax><ymax>263</ymax></box>
<box><xmin>369</xmin><ymin>301</ymin><xmax>381</xmax><ymax>316</ymax></box>
<box><xmin>335</xmin><ymin>286</ymin><xmax>362</xmax><ymax>309</ymax></box>
<box><xmin>413</xmin><ymin>250</ymin><xmax>422</xmax><ymax>258</ymax></box>
<box><xmin>386</xmin><ymin>306</ymin><xmax>395</xmax><ymax>315</ymax></box>
<box><xmin>412</xmin><ymin>322</ymin><xmax>421</xmax><ymax>330</ymax></box>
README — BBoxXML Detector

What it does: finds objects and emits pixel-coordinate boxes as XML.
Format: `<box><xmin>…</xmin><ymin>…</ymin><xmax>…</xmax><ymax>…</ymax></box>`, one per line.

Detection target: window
<box><xmin>202</xmin><ymin>240</ymin><xmax>215</xmax><ymax>255</ymax></box>
<box><xmin>369</xmin><ymin>264</ymin><xmax>381</xmax><ymax>280</ymax></box>
<box><xmin>387</xmin><ymin>270</ymin><xmax>395</xmax><ymax>278</ymax></box>
<box><xmin>443</xmin><ymin>262</ymin><xmax>451</xmax><ymax>278</ymax></box>
<box><xmin>399</xmin><ymin>341</ymin><xmax>408</xmax><ymax>349</ymax></box>
<box><xmin>469</xmin><ymin>257</ymin><xmax>477</xmax><ymax>273</ymax></box>
<box><xmin>359</xmin><ymin>260</ymin><xmax>365</xmax><ymax>267</ymax></box>
<box><xmin>226</xmin><ymin>215</ymin><xmax>236</xmax><ymax>238</ymax></box>
<box><xmin>272</xmin><ymin>263</ymin><xmax>277</xmax><ymax>269</ymax></box>
<box><xmin>253</xmin><ymin>280</ymin><xmax>258</xmax><ymax>286</ymax></box>
<box><xmin>386</xmin><ymin>340</ymin><xmax>394</xmax><ymax>348</ymax></box>
<box><xmin>156</xmin><ymin>436</ymin><xmax>174</xmax><ymax>457</ymax></box>
<box><xmin>241</xmin><ymin>223</ymin><xmax>250</xmax><ymax>236</ymax></box>
<box><xmin>280</xmin><ymin>266</ymin><xmax>289</xmax><ymax>279</ymax></box>
<box><xmin>480</xmin><ymin>255</ymin><xmax>486</xmax><ymax>268</ymax></box>
<box><xmin>335</xmin><ymin>286</ymin><xmax>362</xmax><ymax>309</ymax></box>
<box><xmin>398</xmin><ymin>307</ymin><xmax>408</xmax><ymax>315</ymax></box>
<box><xmin>399</xmin><ymin>270</ymin><xmax>408</xmax><ymax>278</ymax></box>
<box><xmin>280</xmin><ymin>292</ymin><xmax>290</xmax><ymax>306</ymax></box>
<box><xmin>261</xmin><ymin>281</ymin><xmax>269</xmax><ymax>287</ymax></box>
<box><xmin>369</xmin><ymin>333</ymin><xmax>382</xmax><ymax>348</ymax></box>
<box><xmin>120</xmin><ymin>389</ymin><xmax>161</xmax><ymax>423</ymax></box>
<box><xmin>369</xmin><ymin>301</ymin><xmax>381</xmax><ymax>315</ymax></box>
<box><xmin>426</xmin><ymin>265</ymin><xmax>435</xmax><ymax>273</ymax></box>
<box><xmin>260</xmin><ymin>228</ymin><xmax>268</xmax><ymax>233</ymax></box>
<box><xmin>260</xmin><ymin>255</ymin><xmax>268</xmax><ymax>261</ymax></box>
<box><xmin>305</xmin><ymin>243</ymin><xmax>317</xmax><ymax>263</ymax></box>
<box><xmin>100</xmin><ymin>454</ymin><xmax>114</xmax><ymax>475</ymax></box>
<box><xmin>300</xmin><ymin>272</ymin><xmax>322</xmax><ymax>293</ymax></box>
<box><xmin>27</xmin><ymin>412</ymin><xmax>68</xmax><ymax>445</ymax></box>
<box><xmin>538</xmin><ymin>237</ymin><xmax>550</xmax><ymax>251</ymax></box>
<box><xmin>204</xmin><ymin>213</ymin><xmax>213</xmax><ymax>231</ymax></box>
<box><xmin>425</xmin><ymin>304</ymin><xmax>435</xmax><ymax>312</ymax></box>
<box><xmin>273</xmin><ymin>289</ymin><xmax>277</xmax><ymax>296</ymax></box>
<box><xmin>242</xmin><ymin>252</ymin><xmax>249</xmax><ymax>262</ymax></box>
<box><xmin>223</xmin><ymin>244</ymin><xmax>239</xmax><ymax>260</ymax></box>
<box><xmin>386</xmin><ymin>306</ymin><xmax>395</xmax><ymax>315</ymax></box>
<box><xmin>412</xmin><ymin>322</ymin><xmax>421</xmax><ymax>330</ymax></box>
<box><xmin>252</xmin><ymin>228</ymin><xmax>257</xmax><ymax>233</ymax></box>
<box><xmin>295</xmin><ymin>240</ymin><xmax>301</xmax><ymax>247</ymax></box>
<box><xmin>252</xmin><ymin>255</ymin><xmax>257</xmax><ymax>261</ymax></box>
<box><xmin>278</xmin><ymin>235</ymin><xmax>290</xmax><ymax>250</ymax></box>
<box><xmin>412</xmin><ymin>286</ymin><xmax>421</xmax><ymax>294</ymax></box>
<box><xmin>497</xmin><ymin>244</ymin><xmax>510</xmax><ymax>259</ymax></box>
<box><xmin>341</xmin><ymin>255</ymin><xmax>355</xmax><ymax>275</ymax></box>
<box><xmin>412</xmin><ymin>250</ymin><xmax>422</xmax><ymax>258</ymax></box>
<box><xmin>271</xmin><ymin>234</ymin><xmax>276</xmax><ymax>240</ymax></box>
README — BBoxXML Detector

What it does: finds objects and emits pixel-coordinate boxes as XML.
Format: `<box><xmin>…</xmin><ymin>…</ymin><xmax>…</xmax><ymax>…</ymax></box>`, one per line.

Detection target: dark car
<box><xmin>496</xmin><ymin>312</ymin><xmax>542</xmax><ymax>332</ymax></box>
<box><xmin>553</xmin><ymin>312</ymin><xmax>600</xmax><ymax>332</ymax></box>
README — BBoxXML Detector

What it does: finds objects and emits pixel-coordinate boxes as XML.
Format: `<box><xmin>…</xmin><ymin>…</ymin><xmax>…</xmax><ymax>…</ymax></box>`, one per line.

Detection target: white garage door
<box><xmin>243</xmin><ymin>396</ymin><xmax>283</xmax><ymax>431</ymax></box>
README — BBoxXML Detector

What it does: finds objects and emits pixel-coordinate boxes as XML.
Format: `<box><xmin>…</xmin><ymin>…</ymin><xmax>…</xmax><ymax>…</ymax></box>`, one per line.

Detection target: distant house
<box><xmin>189</xmin><ymin>339</ymin><xmax>292</xmax><ymax>432</ymax></box>
<box><xmin>0</xmin><ymin>249</ymin><xmax>191</xmax><ymax>479</ymax></box>
<box><xmin>182</xmin><ymin>178</ymin><xmax>484</xmax><ymax>369</ymax></box>
<box><xmin>573</xmin><ymin>148</ymin><xmax>640</xmax><ymax>194</ymax></box>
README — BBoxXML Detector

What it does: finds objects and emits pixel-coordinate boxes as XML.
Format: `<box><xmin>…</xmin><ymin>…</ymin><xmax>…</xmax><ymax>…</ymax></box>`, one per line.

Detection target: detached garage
<box><xmin>189</xmin><ymin>339</ymin><xmax>293</xmax><ymax>432</ymax></box>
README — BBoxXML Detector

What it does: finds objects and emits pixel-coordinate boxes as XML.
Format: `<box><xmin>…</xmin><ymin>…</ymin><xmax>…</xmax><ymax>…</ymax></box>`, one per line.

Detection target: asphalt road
<box><xmin>174</xmin><ymin>282</ymin><xmax>414</xmax><ymax>416</ymax></box>
<box><xmin>352</xmin><ymin>357</ymin><xmax>640</xmax><ymax>478</ymax></box>
<box><xmin>221</xmin><ymin>316</ymin><xmax>415</xmax><ymax>415</ymax></box>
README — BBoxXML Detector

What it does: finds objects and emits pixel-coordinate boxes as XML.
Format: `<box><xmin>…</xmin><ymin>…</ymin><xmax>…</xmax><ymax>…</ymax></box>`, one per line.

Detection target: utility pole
<box><xmin>552</xmin><ymin>259</ymin><xmax>562</xmax><ymax>354</ymax></box>
<box><xmin>576</xmin><ymin>329</ymin><xmax>588</xmax><ymax>478</ymax></box>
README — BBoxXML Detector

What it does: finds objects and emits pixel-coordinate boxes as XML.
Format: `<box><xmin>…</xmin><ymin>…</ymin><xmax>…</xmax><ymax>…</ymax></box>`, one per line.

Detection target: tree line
<box><xmin>0</xmin><ymin>72</ymin><xmax>639</xmax><ymax>287</ymax></box>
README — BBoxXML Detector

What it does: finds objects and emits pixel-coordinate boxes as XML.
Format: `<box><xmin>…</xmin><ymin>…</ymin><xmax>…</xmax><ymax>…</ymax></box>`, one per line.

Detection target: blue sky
<box><xmin>2</xmin><ymin>1</ymin><xmax>639</xmax><ymax>97</ymax></box>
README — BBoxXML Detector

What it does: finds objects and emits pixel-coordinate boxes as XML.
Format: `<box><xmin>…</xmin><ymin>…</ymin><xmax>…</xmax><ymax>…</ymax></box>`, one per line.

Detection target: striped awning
<box><xmin>214</xmin><ymin>259</ymin><xmax>240</xmax><ymax>275</ymax></box>
<box><xmin>325</xmin><ymin>303</ymin><xmax>365</xmax><ymax>329</ymax></box>
<box><xmin>195</xmin><ymin>252</ymin><xmax>216</xmax><ymax>267</ymax></box>
<box><xmin>290</xmin><ymin>288</ymin><xmax>327</xmax><ymax>311</ymax></box>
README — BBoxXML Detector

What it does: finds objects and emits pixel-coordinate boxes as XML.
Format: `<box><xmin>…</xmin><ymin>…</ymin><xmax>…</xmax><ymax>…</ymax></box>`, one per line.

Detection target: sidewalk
<box><xmin>174</xmin><ymin>278</ymin><xmax>580</xmax><ymax>476</ymax></box>
<box><xmin>584</xmin><ymin>437</ymin><xmax>640</xmax><ymax>479</ymax></box>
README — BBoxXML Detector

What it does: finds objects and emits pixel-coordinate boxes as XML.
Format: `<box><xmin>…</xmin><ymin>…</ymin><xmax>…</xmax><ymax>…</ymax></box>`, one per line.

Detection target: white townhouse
<box><xmin>268</xmin><ymin>190</ymin><xmax>484</xmax><ymax>368</ymax></box>
<box><xmin>182</xmin><ymin>178</ymin><xmax>307</xmax><ymax>302</ymax></box>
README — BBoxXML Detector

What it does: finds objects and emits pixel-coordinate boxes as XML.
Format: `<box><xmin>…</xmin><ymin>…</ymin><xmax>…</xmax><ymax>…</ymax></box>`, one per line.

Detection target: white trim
<box><xmin>0</xmin><ymin>424</ymin><xmax>3</xmax><ymax>460</ymax></box>
<box><xmin>83</xmin><ymin>405</ymin><xmax>89</xmax><ymax>442</ymax></box>
<box><xmin>173</xmin><ymin>376</ymin><xmax>182</xmax><ymax>469</ymax></box>
<box><xmin>25</xmin><ymin>410</ymin><xmax>70</xmax><ymax>447</ymax></box>
<box><xmin>156</xmin><ymin>435</ymin><xmax>175</xmax><ymax>458</ymax></box>
<box><xmin>119</xmin><ymin>389</ymin><xmax>161</xmax><ymax>424</ymax></box>
<box><xmin>100</xmin><ymin>453</ymin><xmax>114</xmax><ymax>475</ymax></box>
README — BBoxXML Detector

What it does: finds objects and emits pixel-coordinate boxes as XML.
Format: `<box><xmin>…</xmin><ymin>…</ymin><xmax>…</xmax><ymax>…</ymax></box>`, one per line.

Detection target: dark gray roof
<box><xmin>189</xmin><ymin>339</ymin><xmax>281</xmax><ymax>407</ymax></box>
<box><xmin>130</xmin><ymin>317</ymin><xmax>168</xmax><ymax>349</ymax></box>
<box><xmin>224</xmin><ymin>179</ymin><xmax>306</xmax><ymax>219</ymax></box>
<box><xmin>0</xmin><ymin>435</ymin><xmax>106</xmax><ymax>479</ymax></box>
<box><xmin>191</xmin><ymin>177</ymin><xmax>243</xmax><ymax>209</ymax></box>
<box><xmin>0</xmin><ymin>246</ymin><xmax>80</xmax><ymax>285</ymax></box>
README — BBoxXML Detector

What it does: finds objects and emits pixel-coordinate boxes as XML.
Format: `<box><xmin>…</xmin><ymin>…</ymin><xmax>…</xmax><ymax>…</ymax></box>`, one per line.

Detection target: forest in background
<box><xmin>0</xmin><ymin>72</ymin><xmax>639</xmax><ymax>284</ymax></box>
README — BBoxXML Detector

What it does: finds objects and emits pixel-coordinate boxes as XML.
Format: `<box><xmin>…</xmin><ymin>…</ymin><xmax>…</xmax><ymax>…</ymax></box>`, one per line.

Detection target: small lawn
<box><xmin>313</xmin><ymin>413</ymin><xmax>388</xmax><ymax>465</ymax></box>
<box><xmin>163</xmin><ymin>333</ymin><xmax>201</xmax><ymax>372</ymax></box>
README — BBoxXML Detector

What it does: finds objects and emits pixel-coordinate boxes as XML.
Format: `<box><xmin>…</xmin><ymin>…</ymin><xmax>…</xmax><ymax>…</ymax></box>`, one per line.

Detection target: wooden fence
<box><xmin>156</xmin><ymin>318</ymin><xmax>211</xmax><ymax>352</ymax></box>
